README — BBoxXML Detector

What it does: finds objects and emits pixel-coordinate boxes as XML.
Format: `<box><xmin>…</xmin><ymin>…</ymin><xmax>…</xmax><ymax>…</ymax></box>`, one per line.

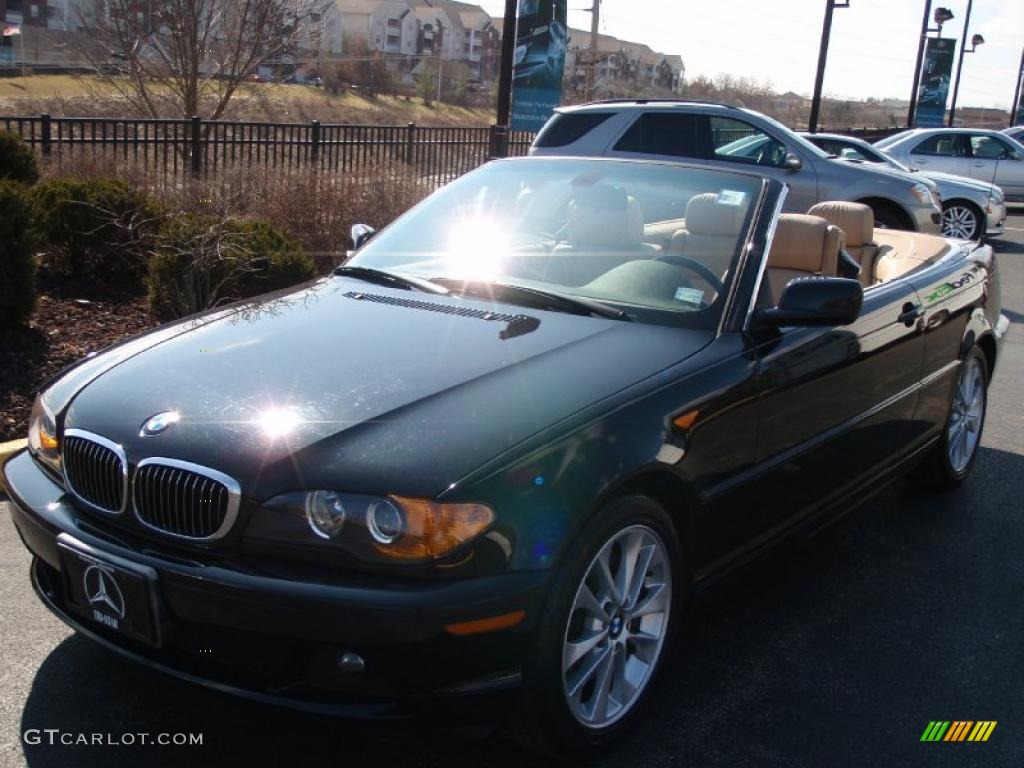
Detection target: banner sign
<box><xmin>510</xmin><ymin>0</ymin><xmax>568</xmax><ymax>132</ymax></box>
<box><xmin>915</xmin><ymin>37</ymin><xmax>956</xmax><ymax>127</ymax></box>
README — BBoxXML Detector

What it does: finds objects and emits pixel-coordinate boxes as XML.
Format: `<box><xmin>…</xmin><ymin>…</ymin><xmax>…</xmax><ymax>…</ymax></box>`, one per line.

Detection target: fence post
<box><xmin>310</xmin><ymin>119</ymin><xmax>321</xmax><ymax>162</ymax></box>
<box><xmin>190</xmin><ymin>115</ymin><xmax>202</xmax><ymax>176</ymax></box>
<box><xmin>406</xmin><ymin>122</ymin><xmax>415</xmax><ymax>164</ymax></box>
<box><xmin>490</xmin><ymin>124</ymin><xmax>508</xmax><ymax>159</ymax></box>
<box><xmin>40</xmin><ymin>113</ymin><xmax>51</xmax><ymax>157</ymax></box>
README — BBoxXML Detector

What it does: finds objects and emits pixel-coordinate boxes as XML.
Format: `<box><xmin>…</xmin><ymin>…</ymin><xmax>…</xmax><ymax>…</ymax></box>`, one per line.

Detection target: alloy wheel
<box><xmin>561</xmin><ymin>524</ymin><xmax>672</xmax><ymax>728</ymax></box>
<box><xmin>941</xmin><ymin>205</ymin><xmax>979</xmax><ymax>240</ymax></box>
<box><xmin>947</xmin><ymin>356</ymin><xmax>985</xmax><ymax>473</ymax></box>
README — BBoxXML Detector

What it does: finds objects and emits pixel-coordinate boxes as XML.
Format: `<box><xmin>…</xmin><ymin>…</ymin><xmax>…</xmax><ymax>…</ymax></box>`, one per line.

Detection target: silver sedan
<box><xmin>802</xmin><ymin>132</ymin><xmax>1006</xmax><ymax>241</ymax></box>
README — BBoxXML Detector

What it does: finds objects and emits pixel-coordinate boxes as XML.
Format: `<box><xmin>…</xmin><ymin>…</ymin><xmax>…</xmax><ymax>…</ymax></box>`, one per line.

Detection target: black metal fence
<box><xmin>0</xmin><ymin>114</ymin><xmax>535</xmax><ymax>184</ymax></box>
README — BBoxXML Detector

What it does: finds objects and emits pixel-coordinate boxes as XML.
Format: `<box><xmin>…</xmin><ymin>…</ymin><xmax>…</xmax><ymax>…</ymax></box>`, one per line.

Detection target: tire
<box><xmin>867</xmin><ymin>201</ymin><xmax>910</xmax><ymax>230</ymax></box>
<box><xmin>941</xmin><ymin>201</ymin><xmax>984</xmax><ymax>242</ymax></box>
<box><xmin>511</xmin><ymin>495</ymin><xmax>682</xmax><ymax>756</ymax></box>
<box><xmin>911</xmin><ymin>346</ymin><xmax>989</xmax><ymax>490</ymax></box>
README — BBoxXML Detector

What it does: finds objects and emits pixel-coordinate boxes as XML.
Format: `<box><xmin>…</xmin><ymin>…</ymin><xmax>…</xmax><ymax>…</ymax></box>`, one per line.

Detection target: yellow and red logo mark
<box><xmin>921</xmin><ymin>721</ymin><xmax>997</xmax><ymax>742</ymax></box>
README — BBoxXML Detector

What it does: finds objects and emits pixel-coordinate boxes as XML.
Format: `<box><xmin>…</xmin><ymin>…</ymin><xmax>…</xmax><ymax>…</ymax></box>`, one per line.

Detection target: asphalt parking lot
<box><xmin>1</xmin><ymin>212</ymin><xmax>1022</xmax><ymax>768</ymax></box>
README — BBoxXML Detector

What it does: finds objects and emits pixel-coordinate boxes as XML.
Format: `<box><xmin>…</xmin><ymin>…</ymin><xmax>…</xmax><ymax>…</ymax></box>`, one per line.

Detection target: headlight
<box><xmin>911</xmin><ymin>182</ymin><xmax>939</xmax><ymax>208</ymax></box>
<box><xmin>990</xmin><ymin>187</ymin><xmax>1004</xmax><ymax>205</ymax></box>
<box><xmin>252</xmin><ymin>491</ymin><xmax>494</xmax><ymax>564</ymax></box>
<box><xmin>514</xmin><ymin>44</ymin><xmax>528</xmax><ymax>66</ymax></box>
<box><xmin>27</xmin><ymin>393</ymin><xmax>61</xmax><ymax>475</ymax></box>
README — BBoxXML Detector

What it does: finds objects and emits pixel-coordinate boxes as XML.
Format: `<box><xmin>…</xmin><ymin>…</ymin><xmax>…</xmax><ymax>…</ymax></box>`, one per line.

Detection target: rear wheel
<box><xmin>911</xmin><ymin>346</ymin><xmax>988</xmax><ymax>489</ymax></box>
<box><xmin>512</xmin><ymin>495</ymin><xmax>681</xmax><ymax>756</ymax></box>
<box><xmin>941</xmin><ymin>201</ymin><xmax>984</xmax><ymax>241</ymax></box>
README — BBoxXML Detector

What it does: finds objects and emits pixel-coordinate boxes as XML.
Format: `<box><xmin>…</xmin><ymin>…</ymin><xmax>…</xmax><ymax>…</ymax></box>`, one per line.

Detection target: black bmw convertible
<box><xmin>4</xmin><ymin>157</ymin><xmax>1008</xmax><ymax>754</ymax></box>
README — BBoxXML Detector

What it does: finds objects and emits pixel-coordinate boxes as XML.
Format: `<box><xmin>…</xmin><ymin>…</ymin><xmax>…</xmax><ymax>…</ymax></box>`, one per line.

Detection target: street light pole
<box><xmin>494</xmin><ymin>0</ymin><xmax>518</xmax><ymax>156</ymax></box>
<box><xmin>946</xmin><ymin>0</ymin><xmax>973</xmax><ymax>126</ymax></box>
<box><xmin>1010</xmin><ymin>46</ymin><xmax>1024</xmax><ymax>127</ymax></box>
<box><xmin>808</xmin><ymin>0</ymin><xmax>848</xmax><ymax>133</ymax></box>
<box><xmin>907</xmin><ymin>0</ymin><xmax>933</xmax><ymax>128</ymax></box>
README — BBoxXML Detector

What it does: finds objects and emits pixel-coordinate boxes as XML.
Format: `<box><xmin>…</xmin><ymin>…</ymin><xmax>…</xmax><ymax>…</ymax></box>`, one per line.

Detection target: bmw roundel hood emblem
<box><xmin>141</xmin><ymin>411</ymin><xmax>179</xmax><ymax>437</ymax></box>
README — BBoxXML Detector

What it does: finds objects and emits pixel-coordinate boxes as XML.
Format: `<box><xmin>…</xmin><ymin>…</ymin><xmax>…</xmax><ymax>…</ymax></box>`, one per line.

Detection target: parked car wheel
<box><xmin>514</xmin><ymin>495</ymin><xmax>681</xmax><ymax>755</ymax></box>
<box><xmin>912</xmin><ymin>346</ymin><xmax>989</xmax><ymax>489</ymax></box>
<box><xmin>941</xmin><ymin>201</ymin><xmax>984</xmax><ymax>241</ymax></box>
<box><xmin>865</xmin><ymin>201</ymin><xmax>909</xmax><ymax>230</ymax></box>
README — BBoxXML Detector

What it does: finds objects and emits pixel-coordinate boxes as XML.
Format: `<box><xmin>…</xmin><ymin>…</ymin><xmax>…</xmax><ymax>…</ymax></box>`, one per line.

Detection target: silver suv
<box><xmin>530</xmin><ymin>101</ymin><xmax>942</xmax><ymax>233</ymax></box>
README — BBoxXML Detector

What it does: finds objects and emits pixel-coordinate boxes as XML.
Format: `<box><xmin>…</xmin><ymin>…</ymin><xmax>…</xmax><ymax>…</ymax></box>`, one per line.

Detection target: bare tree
<box><xmin>76</xmin><ymin>0</ymin><xmax>325</xmax><ymax>119</ymax></box>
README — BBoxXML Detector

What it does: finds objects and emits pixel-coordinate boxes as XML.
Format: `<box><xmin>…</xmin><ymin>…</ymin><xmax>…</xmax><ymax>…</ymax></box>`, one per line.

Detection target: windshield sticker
<box><xmin>718</xmin><ymin>190</ymin><xmax>746</xmax><ymax>206</ymax></box>
<box><xmin>674</xmin><ymin>286</ymin><xmax>705</xmax><ymax>305</ymax></box>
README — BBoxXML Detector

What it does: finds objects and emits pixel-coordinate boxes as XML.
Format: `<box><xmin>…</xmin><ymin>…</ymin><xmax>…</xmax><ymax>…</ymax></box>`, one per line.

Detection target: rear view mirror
<box><xmin>754</xmin><ymin>277</ymin><xmax>863</xmax><ymax>328</ymax></box>
<box><xmin>783</xmin><ymin>152</ymin><xmax>803</xmax><ymax>171</ymax></box>
<box><xmin>350</xmin><ymin>223</ymin><xmax>377</xmax><ymax>251</ymax></box>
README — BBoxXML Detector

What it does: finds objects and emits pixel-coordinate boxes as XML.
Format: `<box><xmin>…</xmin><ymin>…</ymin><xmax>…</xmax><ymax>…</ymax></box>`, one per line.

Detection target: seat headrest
<box><xmin>767</xmin><ymin>214</ymin><xmax>843</xmax><ymax>275</ymax></box>
<box><xmin>807</xmin><ymin>201</ymin><xmax>874</xmax><ymax>247</ymax></box>
<box><xmin>567</xmin><ymin>185</ymin><xmax>644</xmax><ymax>247</ymax></box>
<box><xmin>684</xmin><ymin>193</ymin><xmax>745</xmax><ymax>237</ymax></box>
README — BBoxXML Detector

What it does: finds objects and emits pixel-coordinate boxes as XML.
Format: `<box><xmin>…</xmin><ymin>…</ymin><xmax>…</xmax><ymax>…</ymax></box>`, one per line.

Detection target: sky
<box><xmin>479</xmin><ymin>0</ymin><xmax>1023</xmax><ymax>110</ymax></box>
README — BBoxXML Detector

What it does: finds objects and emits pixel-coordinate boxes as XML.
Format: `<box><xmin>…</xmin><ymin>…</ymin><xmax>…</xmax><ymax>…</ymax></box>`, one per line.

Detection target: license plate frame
<box><xmin>57</xmin><ymin>533</ymin><xmax>164</xmax><ymax>648</ymax></box>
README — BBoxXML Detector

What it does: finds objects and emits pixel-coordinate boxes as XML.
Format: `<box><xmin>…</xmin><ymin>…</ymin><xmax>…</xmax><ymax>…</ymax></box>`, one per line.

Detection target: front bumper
<box><xmin>4</xmin><ymin>450</ymin><xmax>549</xmax><ymax>717</ymax></box>
<box><xmin>911</xmin><ymin>203</ymin><xmax>943</xmax><ymax>234</ymax></box>
<box><xmin>985</xmin><ymin>201</ymin><xmax>1007</xmax><ymax>237</ymax></box>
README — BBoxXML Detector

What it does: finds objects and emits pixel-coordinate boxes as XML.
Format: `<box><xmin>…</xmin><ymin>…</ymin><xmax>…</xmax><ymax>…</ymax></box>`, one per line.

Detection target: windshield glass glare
<box><xmin>349</xmin><ymin>159</ymin><xmax>763</xmax><ymax>326</ymax></box>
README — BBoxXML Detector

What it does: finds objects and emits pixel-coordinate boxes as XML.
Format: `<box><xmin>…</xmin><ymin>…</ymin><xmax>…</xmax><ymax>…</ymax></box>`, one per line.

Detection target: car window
<box><xmin>710</xmin><ymin>117</ymin><xmax>787</xmax><ymax>167</ymax></box>
<box><xmin>969</xmin><ymin>134</ymin><xmax>1012</xmax><ymax>159</ymax></box>
<box><xmin>911</xmin><ymin>134</ymin><xmax>968</xmax><ymax>157</ymax></box>
<box><xmin>533</xmin><ymin>113</ymin><xmax>614</xmax><ymax>148</ymax></box>
<box><xmin>874</xmin><ymin>130</ymin><xmax>914</xmax><ymax>149</ymax></box>
<box><xmin>613</xmin><ymin>113</ymin><xmax>708</xmax><ymax>158</ymax></box>
<box><xmin>350</xmin><ymin>159</ymin><xmax>764</xmax><ymax>329</ymax></box>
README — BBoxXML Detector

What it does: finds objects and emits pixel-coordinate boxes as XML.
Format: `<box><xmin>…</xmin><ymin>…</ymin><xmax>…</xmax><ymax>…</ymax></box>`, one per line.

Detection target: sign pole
<box><xmin>907</xmin><ymin>0</ymin><xmax>933</xmax><ymax>128</ymax></box>
<box><xmin>494</xmin><ymin>0</ymin><xmax>519</xmax><ymax>157</ymax></box>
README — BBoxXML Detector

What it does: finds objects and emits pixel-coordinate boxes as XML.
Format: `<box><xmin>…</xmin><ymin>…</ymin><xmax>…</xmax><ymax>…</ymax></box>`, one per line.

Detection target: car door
<box><xmin>704</xmin><ymin>115</ymin><xmax>820</xmax><ymax>213</ymax></box>
<box><xmin>744</xmin><ymin>277</ymin><xmax>926</xmax><ymax>535</ymax></box>
<box><xmin>906</xmin><ymin>133</ymin><xmax>970</xmax><ymax>175</ymax></box>
<box><xmin>967</xmin><ymin>133</ymin><xmax>1024</xmax><ymax>198</ymax></box>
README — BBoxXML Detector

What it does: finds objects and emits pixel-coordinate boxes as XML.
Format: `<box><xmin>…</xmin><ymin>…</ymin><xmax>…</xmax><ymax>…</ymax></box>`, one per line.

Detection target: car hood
<box><xmin>917</xmin><ymin>170</ymin><xmax>995</xmax><ymax>194</ymax></box>
<box><xmin>61</xmin><ymin>277</ymin><xmax>712</xmax><ymax>498</ymax></box>
<box><xmin>834</xmin><ymin>157</ymin><xmax>926</xmax><ymax>186</ymax></box>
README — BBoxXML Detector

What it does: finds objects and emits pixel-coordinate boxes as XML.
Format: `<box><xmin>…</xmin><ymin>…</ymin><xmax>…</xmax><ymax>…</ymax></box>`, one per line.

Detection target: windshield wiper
<box><xmin>334</xmin><ymin>265</ymin><xmax>449</xmax><ymax>295</ymax></box>
<box><xmin>433</xmin><ymin>279</ymin><xmax>630</xmax><ymax>321</ymax></box>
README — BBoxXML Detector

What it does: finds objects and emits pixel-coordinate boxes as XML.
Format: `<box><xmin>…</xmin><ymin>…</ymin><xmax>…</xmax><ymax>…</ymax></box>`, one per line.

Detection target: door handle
<box><xmin>899</xmin><ymin>302</ymin><xmax>924</xmax><ymax>327</ymax></box>
<box><xmin>972</xmin><ymin>162</ymin><xmax>986</xmax><ymax>167</ymax></box>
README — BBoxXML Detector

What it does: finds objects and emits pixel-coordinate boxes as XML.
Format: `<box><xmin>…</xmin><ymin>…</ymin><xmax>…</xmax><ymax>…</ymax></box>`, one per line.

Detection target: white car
<box><xmin>1002</xmin><ymin>126</ymin><xmax>1024</xmax><ymax>144</ymax></box>
<box><xmin>802</xmin><ymin>132</ymin><xmax>1006</xmax><ymax>240</ymax></box>
<box><xmin>876</xmin><ymin>128</ymin><xmax>1024</xmax><ymax>202</ymax></box>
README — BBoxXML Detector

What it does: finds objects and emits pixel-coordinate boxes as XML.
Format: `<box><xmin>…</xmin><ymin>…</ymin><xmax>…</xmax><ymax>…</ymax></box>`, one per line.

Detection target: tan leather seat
<box><xmin>669</xmin><ymin>193</ymin><xmax>746</xmax><ymax>279</ymax></box>
<box><xmin>763</xmin><ymin>214</ymin><xmax>843</xmax><ymax>304</ymax></box>
<box><xmin>546</xmin><ymin>185</ymin><xmax>660</xmax><ymax>286</ymax></box>
<box><xmin>807</xmin><ymin>201</ymin><xmax>879</xmax><ymax>287</ymax></box>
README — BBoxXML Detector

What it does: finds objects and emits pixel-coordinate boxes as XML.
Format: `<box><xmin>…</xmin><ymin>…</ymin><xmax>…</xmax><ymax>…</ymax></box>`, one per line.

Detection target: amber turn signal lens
<box><xmin>374</xmin><ymin>497</ymin><xmax>494</xmax><ymax>561</ymax></box>
<box><xmin>39</xmin><ymin>428</ymin><xmax>58</xmax><ymax>451</ymax></box>
<box><xmin>444</xmin><ymin>610</ymin><xmax>526</xmax><ymax>636</ymax></box>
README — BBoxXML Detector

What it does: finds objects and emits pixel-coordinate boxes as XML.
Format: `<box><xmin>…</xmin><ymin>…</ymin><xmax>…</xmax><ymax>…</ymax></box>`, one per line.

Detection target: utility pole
<box><xmin>437</xmin><ymin>50</ymin><xmax>444</xmax><ymax>104</ymax></box>
<box><xmin>946</xmin><ymin>0</ymin><xmax>972</xmax><ymax>126</ymax></box>
<box><xmin>585</xmin><ymin>0</ymin><xmax>601</xmax><ymax>100</ymax></box>
<box><xmin>808</xmin><ymin>0</ymin><xmax>848</xmax><ymax>133</ymax></box>
<box><xmin>494</xmin><ymin>0</ymin><xmax>518</xmax><ymax>156</ymax></box>
<box><xmin>1011</xmin><ymin>46</ymin><xmax>1024</xmax><ymax>127</ymax></box>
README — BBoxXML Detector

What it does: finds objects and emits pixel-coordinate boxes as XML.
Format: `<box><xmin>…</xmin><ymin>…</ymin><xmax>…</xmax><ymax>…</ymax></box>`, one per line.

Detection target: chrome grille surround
<box><xmin>132</xmin><ymin>457</ymin><xmax>241</xmax><ymax>541</ymax></box>
<box><xmin>62</xmin><ymin>429</ymin><xmax>129</xmax><ymax>515</ymax></box>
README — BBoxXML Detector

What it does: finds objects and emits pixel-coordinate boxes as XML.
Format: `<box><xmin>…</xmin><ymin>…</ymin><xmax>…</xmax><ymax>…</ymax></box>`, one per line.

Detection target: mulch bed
<box><xmin>0</xmin><ymin>276</ymin><xmax>158</xmax><ymax>442</ymax></box>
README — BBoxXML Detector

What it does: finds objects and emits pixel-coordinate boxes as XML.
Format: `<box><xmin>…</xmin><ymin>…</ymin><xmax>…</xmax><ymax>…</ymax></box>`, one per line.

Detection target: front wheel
<box><xmin>941</xmin><ymin>201</ymin><xmax>984</xmax><ymax>241</ymax></box>
<box><xmin>911</xmin><ymin>346</ymin><xmax>988</xmax><ymax>489</ymax></box>
<box><xmin>513</xmin><ymin>495</ymin><xmax>681</xmax><ymax>755</ymax></box>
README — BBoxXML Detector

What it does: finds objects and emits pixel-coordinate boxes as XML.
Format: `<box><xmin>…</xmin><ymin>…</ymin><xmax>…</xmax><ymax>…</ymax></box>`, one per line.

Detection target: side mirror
<box><xmin>754</xmin><ymin>277</ymin><xmax>863</xmax><ymax>328</ymax></box>
<box><xmin>783</xmin><ymin>152</ymin><xmax>803</xmax><ymax>171</ymax></box>
<box><xmin>350</xmin><ymin>223</ymin><xmax>377</xmax><ymax>251</ymax></box>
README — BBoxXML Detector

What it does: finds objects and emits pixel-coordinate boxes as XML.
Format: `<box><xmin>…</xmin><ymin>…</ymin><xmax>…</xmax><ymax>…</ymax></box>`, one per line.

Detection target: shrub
<box><xmin>148</xmin><ymin>214</ymin><xmax>315</xmax><ymax>319</ymax></box>
<box><xmin>0</xmin><ymin>130</ymin><xmax>39</xmax><ymax>185</ymax></box>
<box><xmin>0</xmin><ymin>181</ymin><xmax>36</xmax><ymax>326</ymax></box>
<box><xmin>29</xmin><ymin>178</ymin><xmax>161</xmax><ymax>285</ymax></box>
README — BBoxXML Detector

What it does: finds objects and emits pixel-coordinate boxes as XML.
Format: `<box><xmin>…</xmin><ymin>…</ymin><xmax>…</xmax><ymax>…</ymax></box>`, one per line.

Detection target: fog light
<box><xmin>305</xmin><ymin>491</ymin><xmax>346</xmax><ymax>539</ymax></box>
<box><xmin>367</xmin><ymin>499</ymin><xmax>405</xmax><ymax>544</ymax></box>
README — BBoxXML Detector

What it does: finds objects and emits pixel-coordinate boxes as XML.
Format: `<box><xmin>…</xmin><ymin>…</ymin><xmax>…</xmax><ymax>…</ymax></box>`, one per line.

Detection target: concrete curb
<box><xmin>0</xmin><ymin>439</ymin><xmax>27</xmax><ymax>495</ymax></box>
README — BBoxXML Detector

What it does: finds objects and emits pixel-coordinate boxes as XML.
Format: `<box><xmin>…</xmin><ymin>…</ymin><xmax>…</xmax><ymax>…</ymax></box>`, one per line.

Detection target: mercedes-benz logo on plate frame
<box><xmin>83</xmin><ymin>564</ymin><xmax>126</xmax><ymax>619</ymax></box>
<box><xmin>141</xmin><ymin>410</ymin><xmax>179</xmax><ymax>437</ymax></box>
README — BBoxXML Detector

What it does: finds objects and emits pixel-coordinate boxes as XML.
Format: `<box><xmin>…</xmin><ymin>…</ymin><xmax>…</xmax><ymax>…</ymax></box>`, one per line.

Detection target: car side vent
<box><xmin>343</xmin><ymin>292</ymin><xmax>539</xmax><ymax>339</ymax></box>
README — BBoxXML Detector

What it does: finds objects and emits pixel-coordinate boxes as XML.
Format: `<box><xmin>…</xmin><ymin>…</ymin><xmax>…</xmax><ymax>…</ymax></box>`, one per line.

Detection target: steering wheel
<box><xmin>657</xmin><ymin>255</ymin><xmax>727</xmax><ymax>295</ymax></box>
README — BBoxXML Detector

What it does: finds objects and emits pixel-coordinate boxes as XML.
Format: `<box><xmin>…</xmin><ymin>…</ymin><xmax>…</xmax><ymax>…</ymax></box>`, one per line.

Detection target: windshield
<box><xmin>874</xmin><ymin>130</ymin><xmax>914</xmax><ymax>149</ymax></box>
<box><xmin>349</xmin><ymin>159</ymin><xmax>763</xmax><ymax>327</ymax></box>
